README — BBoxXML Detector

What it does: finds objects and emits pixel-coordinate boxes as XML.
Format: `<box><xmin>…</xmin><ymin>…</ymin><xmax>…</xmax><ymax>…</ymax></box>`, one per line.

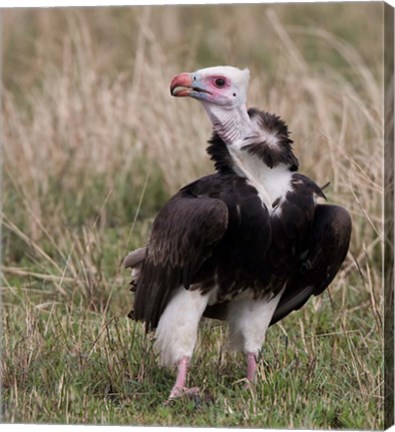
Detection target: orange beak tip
<box><xmin>170</xmin><ymin>72</ymin><xmax>193</xmax><ymax>97</ymax></box>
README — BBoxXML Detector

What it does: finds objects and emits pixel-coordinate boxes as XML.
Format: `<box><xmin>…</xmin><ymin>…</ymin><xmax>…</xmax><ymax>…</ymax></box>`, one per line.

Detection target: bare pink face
<box><xmin>170</xmin><ymin>66</ymin><xmax>250</xmax><ymax>107</ymax></box>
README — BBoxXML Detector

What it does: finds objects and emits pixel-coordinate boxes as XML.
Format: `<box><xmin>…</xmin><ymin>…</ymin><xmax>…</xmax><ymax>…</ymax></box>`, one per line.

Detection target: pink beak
<box><xmin>170</xmin><ymin>72</ymin><xmax>193</xmax><ymax>97</ymax></box>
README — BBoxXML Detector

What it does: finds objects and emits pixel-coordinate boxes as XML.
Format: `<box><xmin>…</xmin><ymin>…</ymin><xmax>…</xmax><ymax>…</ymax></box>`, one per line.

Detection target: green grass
<box><xmin>1</xmin><ymin>276</ymin><xmax>383</xmax><ymax>428</ymax></box>
<box><xmin>1</xmin><ymin>3</ymin><xmax>385</xmax><ymax>428</ymax></box>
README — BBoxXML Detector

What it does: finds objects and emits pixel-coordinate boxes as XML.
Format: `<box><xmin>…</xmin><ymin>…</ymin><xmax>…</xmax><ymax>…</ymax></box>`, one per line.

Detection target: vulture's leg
<box><xmin>227</xmin><ymin>291</ymin><xmax>284</xmax><ymax>386</ymax></box>
<box><xmin>167</xmin><ymin>356</ymin><xmax>200</xmax><ymax>400</ymax></box>
<box><xmin>154</xmin><ymin>286</ymin><xmax>210</xmax><ymax>402</ymax></box>
<box><xmin>246</xmin><ymin>352</ymin><xmax>257</xmax><ymax>383</ymax></box>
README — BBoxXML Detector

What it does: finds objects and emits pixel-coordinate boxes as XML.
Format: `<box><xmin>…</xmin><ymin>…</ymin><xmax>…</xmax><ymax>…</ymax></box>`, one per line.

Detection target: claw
<box><xmin>164</xmin><ymin>386</ymin><xmax>201</xmax><ymax>404</ymax></box>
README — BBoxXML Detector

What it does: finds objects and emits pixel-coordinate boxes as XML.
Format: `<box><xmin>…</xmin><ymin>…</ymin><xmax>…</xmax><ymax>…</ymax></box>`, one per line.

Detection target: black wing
<box><xmin>270</xmin><ymin>204</ymin><xmax>352</xmax><ymax>325</ymax></box>
<box><xmin>132</xmin><ymin>180</ymin><xmax>229</xmax><ymax>331</ymax></box>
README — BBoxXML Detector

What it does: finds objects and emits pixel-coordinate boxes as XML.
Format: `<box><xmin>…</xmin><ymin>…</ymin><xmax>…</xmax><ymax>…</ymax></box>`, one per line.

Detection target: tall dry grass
<box><xmin>2</xmin><ymin>4</ymin><xmax>383</xmax><ymax>293</ymax></box>
<box><xmin>1</xmin><ymin>4</ymin><xmax>385</xmax><ymax>427</ymax></box>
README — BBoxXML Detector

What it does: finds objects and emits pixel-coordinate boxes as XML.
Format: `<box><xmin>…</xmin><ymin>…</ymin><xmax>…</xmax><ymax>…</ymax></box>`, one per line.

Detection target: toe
<box><xmin>165</xmin><ymin>386</ymin><xmax>201</xmax><ymax>404</ymax></box>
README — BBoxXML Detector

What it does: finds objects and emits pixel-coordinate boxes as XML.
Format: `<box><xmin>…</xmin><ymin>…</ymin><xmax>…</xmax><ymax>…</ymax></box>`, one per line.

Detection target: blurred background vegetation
<box><xmin>1</xmin><ymin>3</ymin><xmax>385</xmax><ymax>428</ymax></box>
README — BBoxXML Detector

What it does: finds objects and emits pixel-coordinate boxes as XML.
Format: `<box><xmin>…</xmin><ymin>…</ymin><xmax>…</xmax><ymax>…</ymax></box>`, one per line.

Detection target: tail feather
<box><xmin>124</xmin><ymin>246</ymin><xmax>147</xmax><ymax>315</ymax></box>
<box><xmin>124</xmin><ymin>247</ymin><xmax>147</xmax><ymax>269</ymax></box>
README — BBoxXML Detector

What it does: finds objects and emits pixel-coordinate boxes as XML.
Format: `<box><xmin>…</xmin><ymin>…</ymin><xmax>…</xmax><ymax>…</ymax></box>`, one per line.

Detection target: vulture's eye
<box><xmin>214</xmin><ymin>78</ymin><xmax>226</xmax><ymax>88</ymax></box>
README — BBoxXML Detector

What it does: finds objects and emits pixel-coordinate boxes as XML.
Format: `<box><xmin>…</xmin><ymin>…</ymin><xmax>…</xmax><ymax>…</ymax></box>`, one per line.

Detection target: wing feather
<box><xmin>270</xmin><ymin>204</ymin><xmax>351</xmax><ymax>325</ymax></box>
<box><xmin>133</xmin><ymin>190</ymin><xmax>229</xmax><ymax>331</ymax></box>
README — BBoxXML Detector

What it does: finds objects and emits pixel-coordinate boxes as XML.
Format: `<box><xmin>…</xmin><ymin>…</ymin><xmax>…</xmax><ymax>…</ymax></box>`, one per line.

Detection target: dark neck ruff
<box><xmin>206</xmin><ymin>134</ymin><xmax>235</xmax><ymax>174</ymax></box>
<box><xmin>206</xmin><ymin>108</ymin><xmax>299</xmax><ymax>174</ymax></box>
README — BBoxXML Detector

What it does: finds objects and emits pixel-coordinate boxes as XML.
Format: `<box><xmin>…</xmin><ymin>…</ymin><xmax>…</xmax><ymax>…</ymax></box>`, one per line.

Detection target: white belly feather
<box><xmin>227</xmin><ymin>288</ymin><xmax>285</xmax><ymax>355</ymax></box>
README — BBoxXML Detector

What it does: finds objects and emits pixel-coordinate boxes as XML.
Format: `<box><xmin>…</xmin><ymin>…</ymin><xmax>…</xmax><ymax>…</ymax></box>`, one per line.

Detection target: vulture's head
<box><xmin>170</xmin><ymin>66</ymin><xmax>250</xmax><ymax>109</ymax></box>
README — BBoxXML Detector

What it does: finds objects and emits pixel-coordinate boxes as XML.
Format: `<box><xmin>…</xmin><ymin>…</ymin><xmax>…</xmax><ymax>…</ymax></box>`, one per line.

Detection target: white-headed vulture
<box><xmin>124</xmin><ymin>66</ymin><xmax>352</xmax><ymax>401</ymax></box>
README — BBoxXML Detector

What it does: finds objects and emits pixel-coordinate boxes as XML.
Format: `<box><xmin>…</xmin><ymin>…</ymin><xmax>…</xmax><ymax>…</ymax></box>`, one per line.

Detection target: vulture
<box><xmin>124</xmin><ymin>66</ymin><xmax>352</xmax><ymax>401</ymax></box>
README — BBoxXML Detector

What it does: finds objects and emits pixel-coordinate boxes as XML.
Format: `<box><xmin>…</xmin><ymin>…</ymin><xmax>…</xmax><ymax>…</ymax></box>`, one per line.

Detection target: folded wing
<box><xmin>131</xmin><ymin>189</ymin><xmax>229</xmax><ymax>331</ymax></box>
<box><xmin>270</xmin><ymin>204</ymin><xmax>352</xmax><ymax>325</ymax></box>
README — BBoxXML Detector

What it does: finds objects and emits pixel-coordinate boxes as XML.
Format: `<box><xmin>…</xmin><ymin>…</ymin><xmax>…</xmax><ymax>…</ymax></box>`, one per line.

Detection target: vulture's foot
<box><xmin>165</xmin><ymin>386</ymin><xmax>201</xmax><ymax>404</ymax></box>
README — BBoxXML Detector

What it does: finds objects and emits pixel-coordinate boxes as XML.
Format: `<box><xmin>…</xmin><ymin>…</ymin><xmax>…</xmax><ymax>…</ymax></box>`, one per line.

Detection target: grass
<box><xmin>1</xmin><ymin>297</ymin><xmax>383</xmax><ymax>428</ymax></box>
<box><xmin>1</xmin><ymin>3</ymin><xmax>385</xmax><ymax>429</ymax></box>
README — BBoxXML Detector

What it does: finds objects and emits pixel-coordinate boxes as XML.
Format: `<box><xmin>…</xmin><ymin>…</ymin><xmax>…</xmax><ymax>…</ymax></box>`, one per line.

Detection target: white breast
<box><xmin>228</xmin><ymin>144</ymin><xmax>293</xmax><ymax>211</ymax></box>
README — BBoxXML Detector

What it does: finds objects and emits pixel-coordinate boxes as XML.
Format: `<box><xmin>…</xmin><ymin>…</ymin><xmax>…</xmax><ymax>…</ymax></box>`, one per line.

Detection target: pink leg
<box><xmin>169</xmin><ymin>356</ymin><xmax>189</xmax><ymax>397</ymax></box>
<box><xmin>167</xmin><ymin>356</ymin><xmax>200</xmax><ymax>401</ymax></box>
<box><xmin>246</xmin><ymin>352</ymin><xmax>257</xmax><ymax>384</ymax></box>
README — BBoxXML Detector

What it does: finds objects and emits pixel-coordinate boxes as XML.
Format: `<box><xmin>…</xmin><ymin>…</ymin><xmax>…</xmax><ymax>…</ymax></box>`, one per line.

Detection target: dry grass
<box><xmin>1</xmin><ymin>3</ymin><xmax>385</xmax><ymax>428</ymax></box>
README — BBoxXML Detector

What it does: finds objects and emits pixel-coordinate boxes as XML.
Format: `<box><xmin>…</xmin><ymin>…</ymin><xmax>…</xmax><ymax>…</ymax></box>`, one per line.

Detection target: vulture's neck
<box><xmin>202</xmin><ymin>102</ymin><xmax>254</xmax><ymax>145</ymax></box>
<box><xmin>205</xmin><ymin>106</ymin><xmax>299</xmax><ymax>209</ymax></box>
